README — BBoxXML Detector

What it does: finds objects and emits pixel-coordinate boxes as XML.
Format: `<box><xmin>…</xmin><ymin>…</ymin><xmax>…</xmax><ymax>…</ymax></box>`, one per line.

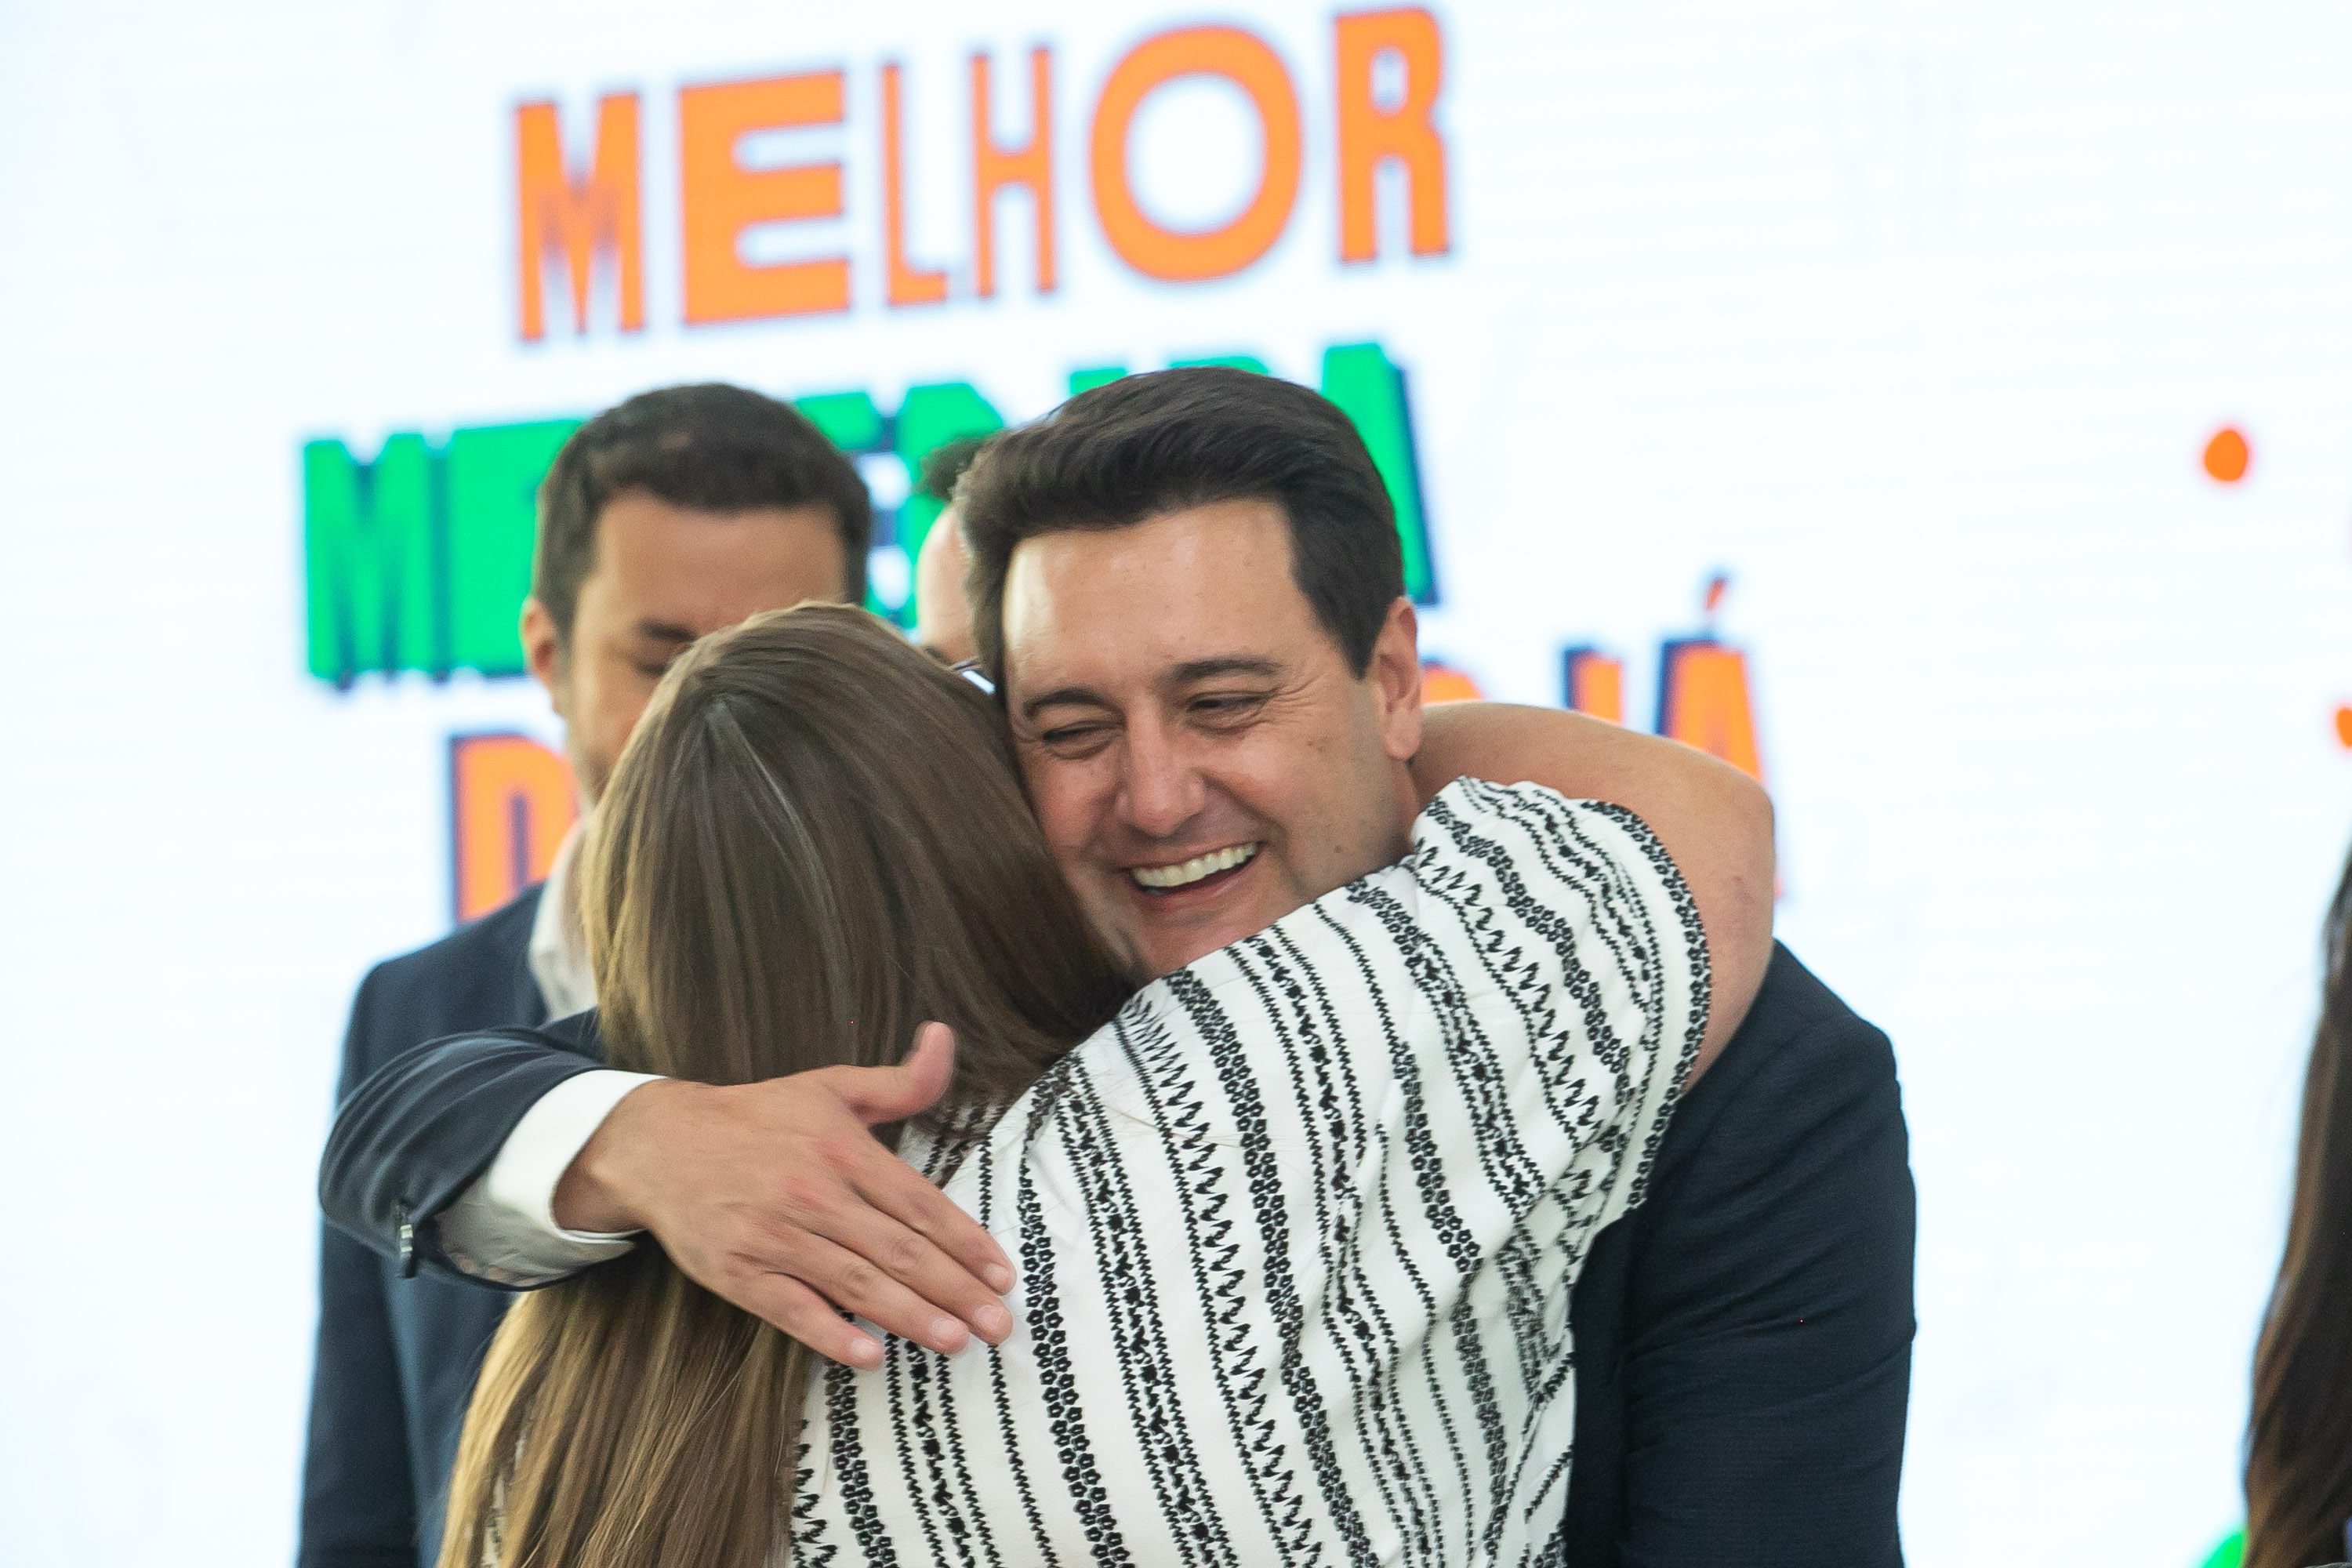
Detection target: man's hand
<box><xmin>553</xmin><ymin>1023</ymin><xmax>1015</xmax><ymax>1368</ymax></box>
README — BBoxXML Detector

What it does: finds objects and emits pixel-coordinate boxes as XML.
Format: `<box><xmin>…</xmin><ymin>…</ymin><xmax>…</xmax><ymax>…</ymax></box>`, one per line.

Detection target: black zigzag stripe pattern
<box><xmin>797</xmin><ymin>780</ymin><xmax>1708</xmax><ymax>1568</ymax></box>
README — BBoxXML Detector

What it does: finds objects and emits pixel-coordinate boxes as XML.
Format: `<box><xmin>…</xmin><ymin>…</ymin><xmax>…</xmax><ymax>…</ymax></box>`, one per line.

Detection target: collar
<box><xmin>527</xmin><ymin>820</ymin><xmax>597</xmax><ymax>1021</ymax></box>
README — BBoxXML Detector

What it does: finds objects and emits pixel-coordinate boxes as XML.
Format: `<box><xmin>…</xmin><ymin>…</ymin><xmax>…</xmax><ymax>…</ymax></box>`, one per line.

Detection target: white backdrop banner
<box><xmin>3</xmin><ymin>3</ymin><xmax>2345</xmax><ymax>1565</ymax></box>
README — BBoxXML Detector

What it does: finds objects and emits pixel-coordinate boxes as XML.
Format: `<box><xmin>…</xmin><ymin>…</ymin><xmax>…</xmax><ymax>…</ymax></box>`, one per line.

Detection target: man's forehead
<box><xmin>1000</xmin><ymin>500</ymin><xmax>1316</xmax><ymax>684</ymax></box>
<box><xmin>590</xmin><ymin>495</ymin><xmax>848</xmax><ymax>617</ymax></box>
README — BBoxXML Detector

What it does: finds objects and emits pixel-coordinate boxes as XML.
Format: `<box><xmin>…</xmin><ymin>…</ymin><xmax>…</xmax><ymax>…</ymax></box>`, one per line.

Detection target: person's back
<box><xmin>441</xmin><ymin>605</ymin><xmax>1130</xmax><ymax>1568</ymax></box>
<box><xmin>795</xmin><ymin>775</ymin><xmax>1704</xmax><ymax>1565</ymax></box>
<box><xmin>299</xmin><ymin>380</ymin><xmax>874</xmax><ymax>1568</ymax></box>
<box><xmin>443</xmin><ymin>603</ymin><xmax>1733</xmax><ymax>1567</ymax></box>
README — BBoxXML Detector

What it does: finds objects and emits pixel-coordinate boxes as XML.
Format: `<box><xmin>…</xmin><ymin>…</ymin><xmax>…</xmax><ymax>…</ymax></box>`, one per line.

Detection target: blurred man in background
<box><xmin>297</xmin><ymin>383</ymin><xmax>870</xmax><ymax>1568</ymax></box>
<box><xmin>910</xmin><ymin>435</ymin><xmax>985</xmax><ymax>664</ymax></box>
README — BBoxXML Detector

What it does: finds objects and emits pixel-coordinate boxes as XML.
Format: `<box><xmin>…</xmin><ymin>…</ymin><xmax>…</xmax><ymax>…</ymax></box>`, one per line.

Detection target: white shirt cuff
<box><xmin>434</xmin><ymin>1069</ymin><xmax>661</xmax><ymax>1286</ymax></box>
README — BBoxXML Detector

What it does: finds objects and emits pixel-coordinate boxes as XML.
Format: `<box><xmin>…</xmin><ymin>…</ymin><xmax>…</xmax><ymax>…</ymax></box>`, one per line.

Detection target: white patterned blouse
<box><xmin>789</xmin><ymin>779</ymin><xmax>1710</xmax><ymax>1568</ymax></box>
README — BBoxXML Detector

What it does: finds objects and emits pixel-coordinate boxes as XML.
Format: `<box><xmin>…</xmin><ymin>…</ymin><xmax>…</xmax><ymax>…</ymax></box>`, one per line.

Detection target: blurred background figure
<box><xmin>911</xmin><ymin>435</ymin><xmax>987</xmax><ymax>664</ymax></box>
<box><xmin>298</xmin><ymin>383</ymin><xmax>869</xmax><ymax>1568</ymax></box>
<box><xmin>2244</xmin><ymin>851</ymin><xmax>2352</xmax><ymax>1568</ymax></box>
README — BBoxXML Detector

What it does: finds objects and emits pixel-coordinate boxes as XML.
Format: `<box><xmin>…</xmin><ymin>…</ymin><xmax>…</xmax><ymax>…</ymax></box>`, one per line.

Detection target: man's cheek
<box><xmin>1011</xmin><ymin>737</ymin><xmax>1053</xmax><ymax>787</ymax></box>
<box><xmin>1023</xmin><ymin>764</ymin><xmax>1094</xmax><ymax>849</ymax></box>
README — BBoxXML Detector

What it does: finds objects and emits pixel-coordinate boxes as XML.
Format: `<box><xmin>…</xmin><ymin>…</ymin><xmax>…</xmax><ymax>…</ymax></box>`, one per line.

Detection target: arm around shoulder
<box><xmin>319</xmin><ymin>1024</ymin><xmax>608</xmax><ymax>1282</ymax></box>
<box><xmin>1413</xmin><ymin>702</ymin><xmax>1774</xmax><ymax>1075</ymax></box>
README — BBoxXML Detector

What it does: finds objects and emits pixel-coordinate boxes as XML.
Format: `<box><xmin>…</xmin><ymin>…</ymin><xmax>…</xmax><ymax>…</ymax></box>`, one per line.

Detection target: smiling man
<box><xmin>320</xmin><ymin>368</ymin><xmax>1909</xmax><ymax>1565</ymax></box>
<box><xmin>997</xmin><ymin>499</ymin><xmax>1417</xmax><ymax>979</ymax></box>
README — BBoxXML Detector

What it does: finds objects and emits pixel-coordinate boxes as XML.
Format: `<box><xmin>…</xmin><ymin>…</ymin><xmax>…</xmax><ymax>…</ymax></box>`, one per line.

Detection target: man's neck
<box><xmin>1386</xmin><ymin>755</ymin><xmax>1422</xmax><ymax>850</ymax></box>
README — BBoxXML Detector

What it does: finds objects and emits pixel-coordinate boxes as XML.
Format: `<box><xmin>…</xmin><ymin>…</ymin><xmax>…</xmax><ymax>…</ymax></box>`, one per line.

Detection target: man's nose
<box><xmin>1117</xmin><ymin>718</ymin><xmax>1207</xmax><ymax>841</ymax></box>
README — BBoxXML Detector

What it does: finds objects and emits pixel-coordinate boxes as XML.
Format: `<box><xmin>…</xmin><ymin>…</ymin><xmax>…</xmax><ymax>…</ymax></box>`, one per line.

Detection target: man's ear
<box><xmin>521</xmin><ymin>597</ymin><xmax>570</xmax><ymax>720</ymax></box>
<box><xmin>1370</xmin><ymin>597</ymin><xmax>1424</xmax><ymax>763</ymax></box>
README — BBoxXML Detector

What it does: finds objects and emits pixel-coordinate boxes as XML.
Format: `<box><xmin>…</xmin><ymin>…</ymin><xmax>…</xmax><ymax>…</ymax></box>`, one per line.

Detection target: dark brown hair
<box><xmin>533</xmin><ymin>383</ymin><xmax>874</xmax><ymax>642</ymax></box>
<box><xmin>958</xmin><ymin>366</ymin><xmax>1403</xmax><ymax>684</ymax></box>
<box><xmin>439</xmin><ymin>603</ymin><xmax>1128</xmax><ymax>1568</ymax></box>
<box><xmin>916</xmin><ymin>434</ymin><xmax>989</xmax><ymax>503</ymax></box>
<box><xmin>2246</xmin><ymin>848</ymin><xmax>2352</xmax><ymax>1568</ymax></box>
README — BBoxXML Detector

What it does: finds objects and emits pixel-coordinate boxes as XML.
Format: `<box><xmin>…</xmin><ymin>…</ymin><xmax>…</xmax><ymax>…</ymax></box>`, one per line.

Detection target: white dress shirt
<box><xmin>524</xmin><ymin>823</ymin><xmax>597</xmax><ymax>1022</ymax></box>
<box><xmin>435</xmin><ymin>822</ymin><xmax>658</xmax><ymax>1284</ymax></box>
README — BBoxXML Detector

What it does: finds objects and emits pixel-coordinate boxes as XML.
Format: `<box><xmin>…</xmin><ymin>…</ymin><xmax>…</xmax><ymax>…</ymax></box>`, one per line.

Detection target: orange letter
<box><xmin>1334</xmin><ymin>8</ymin><xmax>1449</xmax><ymax>263</ymax></box>
<box><xmin>973</xmin><ymin>49</ymin><xmax>1055</xmax><ymax>296</ymax></box>
<box><xmin>1657</xmin><ymin>641</ymin><xmax>1764</xmax><ymax>782</ymax></box>
<box><xmin>1421</xmin><ymin>659</ymin><xmax>1483</xmax><ymax>703</ymax></box>
<box><xmin>881</xmin><ymin>63</ymin><xmax>948</xmax><ymax>307</ymax></box>
<box><xmin>516</xmin><ymin>94</ymin><xmax>644</xmax><ymax>340</ymax></box>
<box><xmin>680</xmin><ymin>72</ymin><xmax>851</xmax><ymax>325</ymax></box>
<box><xmin>1091</xmin><ymin>27</ymin><xmax>1301</xmax><ymax>282</ymax></box>
<box><xmin>1563</xmin><ymin>648</ymin><xmax>1624</xmax><ymax>724</ymax></box>
<box><xmin>450</xmin><ymin>734</ymin><xmax>578</xmax><ymax>924</ymax></box>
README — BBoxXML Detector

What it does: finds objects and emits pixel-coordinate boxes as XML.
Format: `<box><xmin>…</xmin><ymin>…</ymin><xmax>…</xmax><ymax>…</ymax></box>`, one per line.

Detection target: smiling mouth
<box><xmin>1129</xmin><ymin>842</ymin><xmax>1262</xmax><ymax>894</ymax></box>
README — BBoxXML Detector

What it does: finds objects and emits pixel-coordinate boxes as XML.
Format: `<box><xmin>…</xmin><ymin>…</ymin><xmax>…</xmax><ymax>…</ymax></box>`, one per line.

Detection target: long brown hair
<box><xmin>437</xmin><ymin>603</ymin><xmax>1129</xmax><ymax>1568</ymax></box>
<box><xmin>2247</xmin><ymin>848</ymin><xmax>2352</xmax><ymax>1568</ymax></box>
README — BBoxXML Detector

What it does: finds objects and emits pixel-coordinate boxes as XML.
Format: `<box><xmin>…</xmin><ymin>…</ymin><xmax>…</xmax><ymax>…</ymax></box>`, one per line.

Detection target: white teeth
<box><xmin>1131</xmin><ymin>843</ymin><xmax>1261</xmax><ymax>891</ymax></box>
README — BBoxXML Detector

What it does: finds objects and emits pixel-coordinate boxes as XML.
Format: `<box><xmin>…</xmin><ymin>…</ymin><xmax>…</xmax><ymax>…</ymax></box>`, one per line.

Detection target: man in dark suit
<box><xmin>318</xmin><ymin>368</ymin><xmax>1912</xmax><ymax>1559</ymax></box>
<box><xmin>297</xmin><ymin>382</ymin><xmax>873</xmax><ymax>1568</ymax></box>
<box><xmin>300</xmin><ymin>895</ymin><xmax>546</xmax><ymax>1568</ymax></box>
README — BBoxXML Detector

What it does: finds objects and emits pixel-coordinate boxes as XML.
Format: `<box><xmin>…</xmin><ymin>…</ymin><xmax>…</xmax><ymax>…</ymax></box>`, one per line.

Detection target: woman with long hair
<box><xmin>442</xmin><ymin>600</ymin><xmax>1740</xmax><ymax>1567</ymax></box>
<box><xmin>2245</xmin><ymin>854</ymin><xmax>2352</xmax><ymax>1568</ymax></box>
<box><xmin>439</xmin><ymin>604</ymin><xmax>1131</xmax><ymax>1568</ymax></box>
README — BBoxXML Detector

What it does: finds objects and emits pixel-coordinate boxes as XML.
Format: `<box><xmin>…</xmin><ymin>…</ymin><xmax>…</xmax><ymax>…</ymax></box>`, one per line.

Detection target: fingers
<box><xmin>860</xmin><ymin>1148</ymin><xmax>1016</xmax><ymax>1296</ymax></box>
<box><xmin>835</xmin><ymin>1022</ymin><xmax>957</xmax><ymax>1125</ymax></box>
<box><xmin>702</xmin><ymin>1135</ymin><xmax>1014</xmax><ymax>1352</ymax></box>
<box><xmin>768</xmin><ymin>1230</ymin><xmax>982</xmax><ymax>1356</ymax></box>
<box><xmin>826</xmin><ymin>1186</ymin><xmax>1014</xmax><ymax>1345</ymax></box>
<box><xmin>643</xmin><ymin>1043</ymin><xmax>1018</xmax><ymax>1366</ymax></box>
<box><xmin>728</xmin><ymin>1271</ymin><xmax>885</xmax><ymax>1369</ymax></box>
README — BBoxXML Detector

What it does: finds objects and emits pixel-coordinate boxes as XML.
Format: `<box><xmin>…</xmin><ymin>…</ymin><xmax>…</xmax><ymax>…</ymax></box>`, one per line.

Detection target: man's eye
<box><xmin>633</xmin><ymin>660</ymin><xmax>672</xmax><ymax>680</ymax></box>
<box><xmin>1190</xmin><ymin>692</ymin><xmax>1271</xmax><ymax>726</ymax></box>
<box><xmin>1038</xmin><ymin>724</ymin><xmax>1115</xmax><ymax>753</ymax></box>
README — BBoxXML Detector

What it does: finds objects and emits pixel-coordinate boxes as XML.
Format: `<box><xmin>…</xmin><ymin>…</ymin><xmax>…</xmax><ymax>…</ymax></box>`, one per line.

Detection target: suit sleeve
<box><xmin>318</xmin><ymin>1015</ymin><xmax>604</xmax><ymax>1287</ymax></box>
<box><xmin>1617</xmin><ymin>1007</ymin><xmax>1916</xmax><ymax>1568</ymax></box>
<box><xmin>298</xmin><ymin>967</ymin><xmax>418</xmax><ymax>1568</ymax></box>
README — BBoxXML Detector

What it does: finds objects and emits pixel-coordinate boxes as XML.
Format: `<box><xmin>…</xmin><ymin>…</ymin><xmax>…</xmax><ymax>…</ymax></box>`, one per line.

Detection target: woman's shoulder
<box><xmin>1413</xmin><ymin>775</ymin><xmax>1675</xmax><ymax>870</ymax></box>
<box><xmin>1410</xmin><ymin>777</ymin><xmax>1700</xmax><ymax>938</ymax></box>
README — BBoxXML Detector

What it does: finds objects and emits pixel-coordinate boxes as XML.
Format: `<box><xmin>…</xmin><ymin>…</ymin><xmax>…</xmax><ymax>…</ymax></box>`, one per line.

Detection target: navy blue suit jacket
<box><xmin>1561</xmin><ymin>944</ymin><xmax>1914</xmax><ymax>1565</ymax></box>
<box><xmin>299</xmin><ymin>887</ymin><xmax>547</xmax><ymax>1568</ymax></box>
<box><xmin>321</xmin><ymin>942</ymin><xmax>1914</xmax><ymax>1563</ymax></box>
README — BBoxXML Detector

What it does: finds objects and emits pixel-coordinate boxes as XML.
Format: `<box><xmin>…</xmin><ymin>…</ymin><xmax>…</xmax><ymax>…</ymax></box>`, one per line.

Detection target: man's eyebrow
<box><xmin>1020</xmin><ymin>684</ymin><xmax>1113</xmax><ymax>720</ymax></box>
<box><xmin>633</xmin><ymin>619</ymin><xmax>697</xmax><ymax>644</ymax></box>
<box><xmin>1167</xmin><ymin>656</ymin><xmax>1280</xmax><ymax>684</ymax></box>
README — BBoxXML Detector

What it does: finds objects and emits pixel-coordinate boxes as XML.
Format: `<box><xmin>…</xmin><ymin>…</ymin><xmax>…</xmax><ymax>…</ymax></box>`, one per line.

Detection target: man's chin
<box><xmin>1123</xmin><ymin>906</ymin><xmax>1287</xmax><ymax>982</ymax></box>
<box><xmin>1130</xmin><ymin>939</ymin><xmax>1218</xmax><ymax>983</ymax></box>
